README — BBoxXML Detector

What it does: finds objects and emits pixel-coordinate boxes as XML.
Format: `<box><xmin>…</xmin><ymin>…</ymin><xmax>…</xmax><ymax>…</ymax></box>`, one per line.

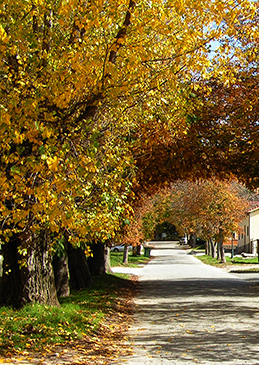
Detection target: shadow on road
<box><xmin>130</xmin><ymin>278</ymin><xmax>259</xmax><ymax>364</ymax></box>
<box><xmin>138</xmin><ymin>278</ymin><xmax>255</xmax><ymax>298</ymax></box>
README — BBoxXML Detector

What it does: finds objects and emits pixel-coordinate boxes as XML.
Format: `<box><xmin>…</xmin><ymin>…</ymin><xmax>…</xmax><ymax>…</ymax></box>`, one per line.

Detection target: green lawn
<box><xmin>231</xmin><ymin>256</ymin><xmax>259</xmax><ymax>265</ymax></box>
<box><xmin>0</xmin><ymin>273</ymin><xmax>134</xmax><ymax>357</ymax></box>
<box><xmin>197</xmin><ymin>254</ymin><xmax>259</xmax><ymax>270</ymax></box>
<box><xmin>0</xmin><ymin>252</ymin><xmax>150</xmax><ymax>358</ymax></box>
<box><xmin>110</xmin><ymin>251</ymin><xmax>150</xmax><ymax>268</ymax></box>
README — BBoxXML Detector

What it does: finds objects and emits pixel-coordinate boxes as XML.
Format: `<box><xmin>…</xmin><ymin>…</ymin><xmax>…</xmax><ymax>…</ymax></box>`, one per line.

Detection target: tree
<box><xmin>88</xmin><ymin>241</ymin><xmax>112</xmax><ymax>275</ymax></box>
<box><xmin>154</xmin><ymin>222</ymin><xmax>178</xmax><ymax>241</ymax></box>
<box><xmin>141</xmin><ymin>180</ymin><xmax>249</xmax><ymax>263</ymax></box>
<box><xmin>191</xmin><ymin>72</ymin><xmax>259</xmax><ymax>190</ymax></box>
<box><xmin>0</xmin><ymin>0</ymin><xmax>257</xmax><ymax>306</ymax></box>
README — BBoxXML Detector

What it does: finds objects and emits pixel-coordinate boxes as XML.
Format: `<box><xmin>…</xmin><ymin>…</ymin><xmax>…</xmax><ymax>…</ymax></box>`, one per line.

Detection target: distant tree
<box><xmin>141</xmin><ymin>180</ymin><xmax>249</xmax><ymax>263</ymax></box>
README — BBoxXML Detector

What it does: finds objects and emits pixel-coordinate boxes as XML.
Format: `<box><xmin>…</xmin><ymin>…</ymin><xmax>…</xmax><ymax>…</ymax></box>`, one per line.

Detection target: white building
<box><xmin>237</xmin><ymin>205</ymin><xmax>259</xmax><ymax>254</ymax></box>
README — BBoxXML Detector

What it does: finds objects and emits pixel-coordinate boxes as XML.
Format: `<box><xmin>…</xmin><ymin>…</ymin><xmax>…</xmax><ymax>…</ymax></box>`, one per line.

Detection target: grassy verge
<box><xmin>196</xmin><ymin>254</ymin><xmax>259</xmax><ymax>271</ymax></box>
<box><xmin>231</xmin><ymin>256</ymin><xmax>259</xmax><ymax>265</ymax></box>
<box><xmin>0</xmin><ymin>273</ymin><xmax>136</xmax><ymax>361</ymax></box>
<box><xmin>110</xmin><ymin>251</ymin><xmax>150</xmax><ymax>268</ymax></box>
<box><xmin>0</xmin><ymin>253</ymin><xmax>150</xmax><ymax>360</ymax></box>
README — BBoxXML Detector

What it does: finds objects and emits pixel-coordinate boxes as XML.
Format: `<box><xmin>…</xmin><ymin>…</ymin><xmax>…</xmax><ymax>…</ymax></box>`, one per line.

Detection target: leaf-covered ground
<box><xmin>0</xmin><ymin>274</ymin><xmax>138</xmax><ymax>365</ymax></box>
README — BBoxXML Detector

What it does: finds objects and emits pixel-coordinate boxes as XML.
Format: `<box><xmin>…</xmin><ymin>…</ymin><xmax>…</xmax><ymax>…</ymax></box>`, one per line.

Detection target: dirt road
<box><xmin>114</xmin><ymin>243</ymin><xmax>259</xmax><ymax>365</ymax></box>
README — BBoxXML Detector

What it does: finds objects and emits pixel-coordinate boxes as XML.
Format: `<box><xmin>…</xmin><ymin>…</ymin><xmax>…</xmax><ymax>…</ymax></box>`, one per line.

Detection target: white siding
<box><xmin>237</xmin><ymin>215</ymin><xmax>249</xmax><ymax>252</ymax></box>
<box><xmin>250</xmin><ymin>209</ymin><xmax>259</xmax><ymax>243</ymax></box>
<box><xmin>237</xmin><ymin>208</ymin><xmax>259</xmax><ymax>254</ymax></box>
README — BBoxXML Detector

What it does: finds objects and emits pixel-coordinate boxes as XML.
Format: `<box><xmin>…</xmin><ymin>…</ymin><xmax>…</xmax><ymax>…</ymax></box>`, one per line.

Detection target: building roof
<box><xmin>248</xmin><ymin>201</ymin><xmax>259</xmax><ymax>213</ymax></box>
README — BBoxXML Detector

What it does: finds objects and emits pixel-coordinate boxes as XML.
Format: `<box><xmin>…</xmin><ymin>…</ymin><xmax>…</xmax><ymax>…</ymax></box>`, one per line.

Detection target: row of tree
<box><xmin>131</xmin><ymin>180</ymin><xmax>253</xmax><ymax>263</ymax></box>
<box><xmin>0</xmin><ymin>0</ymin><xmax>258</xmax><ymax>307</ymax></box>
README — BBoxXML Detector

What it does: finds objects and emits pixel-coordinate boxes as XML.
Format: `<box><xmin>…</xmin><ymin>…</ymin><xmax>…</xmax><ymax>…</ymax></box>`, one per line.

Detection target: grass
<box><xmin>197</xmin><ymin>254</ymin><xmax>259</xmax><ymax>271</ymax></box>
<box><xmin>196</xmin><ymin>254</ymin><xmax>232</xmax><ymax>267</ymax></box>
<box><xmin>110</xmin><ymin>251</ymin><xmax>150</xmax><ymax>268</ymax></box>
<box><xmin>192</xmin><ymin>245</ymin><xmax>206</xmax><ymax>251</ymax></box>
<box><xmin>0</xmin><ymin>253</ymin><xmax>150</xmax><ymax>358</ymax></box>
<box><xmin>231</xmin><ymin>256</ymin><xmax>259</xmax><ymax>265</ymax></box>
<box><xmin>0</xmin><ymin>273</ymin><xmax>135</xmax><ymax>357</ymax></box>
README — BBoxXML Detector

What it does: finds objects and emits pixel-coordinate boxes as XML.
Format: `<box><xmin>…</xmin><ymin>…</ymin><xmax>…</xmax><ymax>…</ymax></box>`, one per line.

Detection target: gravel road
<box><xmin>113</xmin><ymin>243</ymin><xmax>259</xmax><ymax>365</ymax></box>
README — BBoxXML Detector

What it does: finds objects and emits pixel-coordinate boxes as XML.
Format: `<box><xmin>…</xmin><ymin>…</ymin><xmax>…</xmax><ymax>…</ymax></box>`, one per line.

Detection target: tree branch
<box><xmin>108</xmin><ymin>0</ymin><xmax>135</xmax><ymax>64</ymax></box>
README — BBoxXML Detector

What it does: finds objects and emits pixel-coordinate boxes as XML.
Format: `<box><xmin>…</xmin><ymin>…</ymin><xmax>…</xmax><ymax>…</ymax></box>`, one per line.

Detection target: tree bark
<box><xmin>132</xmin><ymin>246</ymin><xmax>137</xmax><ymax>256</ymax></box>
<box><xmin>136</xmin><ymin>244</ymin><xmax>142</xmax><ymax>256</ymax></box>
<box><xmin>219</xmin><ymin>242</ymin><xmax>226</xmax><ymax>263</ymax></box>
<box><xmin>53</xmin><ymin>253</ymin><xmax>70</xmax><ymax>297</ymax></box>
<box><xmin>218</xmin><ymin>229</ymin><xmax>226</xmax><ymax>263</ymax></box>
<box><xmin>211</xmin><ymin>239</ymin><xmax>217</xmax><ymax>258</ymax></box>
<box><xmin>217</xmin><ymin>241</ymin><xmax>221</xmax><ymax>261</ymax></box>
<box><xmin>88</xmin><ymin>241</ymin><xmax>112</xmax><ymax>276</ymax></box>
<box><xmin>67</xmin><ymin>242</ymin><xmax>92</xmax><ymax>290</ymax></box>
<box><xmin>205</xmin><ymin>240</ymin><xmax>209</xmax><ymax>255</ymax></box>
<box><xmin>104</xmin><ymin>246</ymin><xmax>112</xmax><ymax>274</ymax></box>
<box><xmin>190</xmin><ymin>234</ymin><xmax>196</xmax><ymax>248</ymax></box>
<box><xmin>22</xmin><ymin>229</ymin><xmax>59</xmax><ymax>306</ymax></box>
<box><xmin>1</xmin><ymin>229</ymin><xmax>59</xmax><ymax>308</ymax></box>
<box><xmin>122</xmin><ymin>245</ymin><xmax>129</xmax><ymax>264</ymax></box>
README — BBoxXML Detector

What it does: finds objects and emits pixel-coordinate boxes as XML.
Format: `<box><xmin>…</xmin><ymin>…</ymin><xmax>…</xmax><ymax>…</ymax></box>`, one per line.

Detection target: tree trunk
<box><xmin>1</xmin><ymin>236</ymin><xmax>24</xmax><ymax>308</ymax></box>
<box><xmin>1</xmin><ymin>229</ymin><xmax>59</xmax><ymax>308</ymax></box>
<box><xmin>217</xmin><ymin>241</ymin><xmax>221</xmax><ymax>261</ymax></box>
<box><xmin>218</xmin><ymin>229</ymin><xmax>226</xmax><ymax>263</ymax></box>
<box><xmin>190</xmin><ymin>234</ymin><xmax>196</xmax><ymax>248</ymax></box>
<box><xmin>88</xmin><ymin>241</ymin><xmax>112</xmax><ymax>276</ymax></box>
<box><xmin>132</xmin><ymin>246</ymin><xmax>137</xmax><ymax>256</ymax></box>
<box><xmin>104</xmin><ymin>246</ymin><xmax>112</xmax><ymax>274</ymax></box>
<box><xmin>68</xmin><ymin>243</ymin><xmax>92</xmax><ymax>290</ymax></box>
<box><xmin>22</xmin><ymin>230</ymin><xmax>59</xmax><ymax>306</ymax></box>
<box><xmin>219</xmin><ymin>242</ymin><xmax>226</xmax><ymax>263</ymax></box>
<box><xmin>132</xmin><ymin>244</ymin><xmax>141</xmax><ymax>256</ymax></box>
<box><xmin>53</xmin><ymin>253</ymin><xmax>70</xmax><ymax>297</ymax></box>
<box><xmin>205</xmin><ymin>240</ymin><xmax>210</xmax><ymax>255</ymax></box>
<box><xmin>136</xmin><ymin>244</ymin><xmax>142</xmax><ymax>256</ymax></box>
<box><xmin>123</xmin><ymin>245</ymin><xmax>129</xmax><ymax>264</ymax></box>
<box><xmin>211</xmin><ymin>239</ymin><xmax>217</xmax><ymax>259</ymax></box>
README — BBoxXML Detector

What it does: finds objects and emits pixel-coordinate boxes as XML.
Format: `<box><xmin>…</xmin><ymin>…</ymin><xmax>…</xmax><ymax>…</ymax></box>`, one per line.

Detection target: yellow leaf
<box><xmin>0</xmin><ymin>24</ymin><xmax>9</xmax><ymax>43</ymax></box>
<box><xmin>46</xmin><ymin>156</ymin><xmax>59</xmax><ymax>171</ymax></box>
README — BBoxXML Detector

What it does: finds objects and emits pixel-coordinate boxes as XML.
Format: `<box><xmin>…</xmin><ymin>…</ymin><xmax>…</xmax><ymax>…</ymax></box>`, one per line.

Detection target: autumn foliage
<box><xmin>0</xmin><ymin>0</ymin><xmax>258</xmax><ymax>306</ymax></box>
<box><xmin>136</xmin><ymin>180</ymin><xmax>249</xmax><ymax>263</ymax></box>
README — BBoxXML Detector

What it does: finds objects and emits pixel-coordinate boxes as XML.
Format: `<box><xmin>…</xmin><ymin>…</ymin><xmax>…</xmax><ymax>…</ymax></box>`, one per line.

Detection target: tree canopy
<box><xmin>138</xmin><ymin>180</ymin><xmax>250</xmax><ymax>244</ymax></box>
<box><xmin>1</xmin><ymin>0</ymin><xmax>258</xmax><ymax>243</ymax></box>
<box><xmin>0</xmin><ymin>0</ymin><xmax>258</xmax><ymax>305</ymax></box>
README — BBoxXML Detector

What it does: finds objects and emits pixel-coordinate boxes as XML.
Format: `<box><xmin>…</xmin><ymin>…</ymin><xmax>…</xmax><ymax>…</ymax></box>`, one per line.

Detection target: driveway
<box><xmin>113</xmin><ymin>243</ymin><xmax>259</xmax><ymax>365</ymax></box>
